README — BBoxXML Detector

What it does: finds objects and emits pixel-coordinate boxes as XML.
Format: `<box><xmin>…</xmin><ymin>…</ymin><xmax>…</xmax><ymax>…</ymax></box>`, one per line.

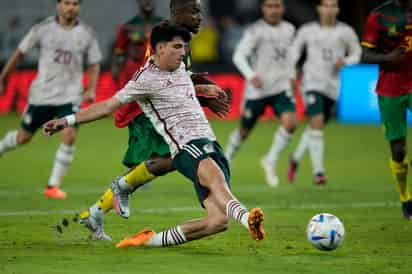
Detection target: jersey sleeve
<box><xmin>87</xmin><ymin>31</ymin><xmax>103</xmax><ymax>65</ymax></box>
<box><xmin>18</xmin><ymin>25</ymin><xmax>41</xmax><ymax>54</ymax></box>
<box><xmin>114</xmin><ymin>77</ymin><xmax>152</xmax><ymax>104</ymax></box>
<box><xmin>343</xmin><ymin>26</ymin><xmax>362</xmax><ymax>65</ymax></box>
<box><xmin>362</xmin><ymin>12</ymin><xmax>380</xmax><ymax>49</ymax></box>
<box><xmin>232</xmin><ymin>26</ymin><xmax>259</xmax><ymax>80</ymax></box>
<box><xmin>114</xmin><ymin>25</ymin><xmax>128</xmax><ymax>55</ymax></box>
<box><xmin>288</xmin><ymin>26</ymin><xmax>307</xmax><ymax>79</ymax></box>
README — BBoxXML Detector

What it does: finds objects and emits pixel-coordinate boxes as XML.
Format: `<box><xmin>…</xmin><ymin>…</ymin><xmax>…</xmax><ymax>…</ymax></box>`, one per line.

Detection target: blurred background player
<box><xmin>0</xmin><ymin>0</ymin><xmax>101</xmax><ymax>199</ymax></box>
<box><xmin>361</xmin><ymin>0</ymin><xmax>412</xmax><ymax>220</ymax></box>
<box><xmin>287</xmin><ymin>0</ymin><xmax>361</xmax><ymax>185</ymax></box>
<box><xmin>225</xmin><ymin>0</ymin><xmax>296</xmax><ymax>187</ymax></box>
<box><xmin>111</xmin><ymin>0</ymin><xmax>163</xmax><ymax>88</ymax></box>
<box><xmin>78</xmin><ymin>0</ymin><xmax>230</xmax><ymax>241</ymax></box>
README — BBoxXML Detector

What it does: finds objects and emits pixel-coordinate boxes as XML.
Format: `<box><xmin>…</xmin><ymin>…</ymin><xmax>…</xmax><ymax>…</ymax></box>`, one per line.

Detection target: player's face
<box><xmin>318</xmin><ymin>0</ymin><xmax>339</xmax><ymax>22</ymax></box>
<box><xmin>159</xmin><ymin>37</ymin><xmax>186</xmax><ymax>71</ymax></box>
<box><xmin>173</xmin><ymin>0</ymin><xmax>203</xmax><ymax>34</ymax></box>
<box><xmin>262</xmin><ymin>0</ymin><xmax>284</xmax><ymax>25</ymax></box>
<box><xmin>137</xmin><ymin>0</ymin><xmax>154</xmax><ymax>16</ymax></box>
<box><xmin>57</xmin><ymin>0</ymin><xmax>81</xmax><ymax>21</ymax></box>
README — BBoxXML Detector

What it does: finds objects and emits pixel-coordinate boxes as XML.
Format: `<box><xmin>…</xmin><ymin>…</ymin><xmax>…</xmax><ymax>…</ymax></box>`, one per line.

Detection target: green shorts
<box><xmin>122</xmin><ymin>115</ymin><xmax>170</xmax><ymax>168</ymax></box>
<box><xmin>378</xmin><ymin>94</ymin><xmax>412</xmax><ymax>141</ymax></box>
<box><xmin>21</xmin><ymin>103</ymin><xmax>79</xmax><ymax>133</ymax></box>
<box><xmin>173</xmin><ymin>139</ymin><xmax>231</xmax><ymax>207</ymax></box>
<box><xmin>304</xmin><ymin>91</ymin><xmax>336</xmax><ymax>122</ymax></box>
<box><xmin>241</xmin><ymin>91</ymin><xmax>295</xmax><ymax>129</ymax></box>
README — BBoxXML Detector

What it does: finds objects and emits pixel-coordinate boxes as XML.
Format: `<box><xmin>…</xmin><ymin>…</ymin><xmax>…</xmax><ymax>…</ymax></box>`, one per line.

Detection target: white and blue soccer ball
<box><xmin>306</xmin><ymin>213</ymin><xmax>345</xmax><ymax>251</ymax></box>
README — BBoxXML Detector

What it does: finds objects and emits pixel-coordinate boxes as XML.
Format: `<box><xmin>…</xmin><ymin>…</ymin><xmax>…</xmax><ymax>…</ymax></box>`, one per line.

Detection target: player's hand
<box><xmin>83</xmin><ymin>90</ymin><xmax>96</xmax><ymax>103</ymax></box>
<box><xmin>385</xmin><ymin>47</ymin><xmax>407</xmax><ymax>64</ymax></box>
<box><xmin>334</xmin><ymin>58</ymin><xmax>345</xmax><ymax>73</ymax></box>
<box><xmin>43</xmin><ymin>118</ymin><xmax>68</xmax><ymax>136</ymax></box>
<box><xmin>196</xmin><ymin>85</ymin><xmax>232</xmax><ymax>117</ymax></box>
<box><xmin>250</xmin><ymin>76</ymin><xmax>263</xmax><ymax>90</ymax></box>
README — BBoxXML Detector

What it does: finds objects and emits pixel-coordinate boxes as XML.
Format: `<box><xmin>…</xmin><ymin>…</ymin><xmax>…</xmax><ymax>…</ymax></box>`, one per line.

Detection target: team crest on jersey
<box><xmin>203</xmin><ymin>143</ymin><xmax>215</xmax><ymax>154</ymax></box>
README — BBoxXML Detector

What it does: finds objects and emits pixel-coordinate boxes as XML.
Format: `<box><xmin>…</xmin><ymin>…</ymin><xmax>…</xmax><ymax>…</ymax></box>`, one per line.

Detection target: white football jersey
<box><xmin>18</xmin><ymin>16</ymin><xmax>102</xmax><ymax>105</ymax></box>
<box><xmin>289</xmin><ymin>21</ymin><xmax>361</xmax><ymax>100</ymax></box>
<box><xmin>115</xmin><ymin>61</ymin><xmax>216</xmax><ymax>157</ymax></box>
<box><xmin>233</xmin><ymin>19</ymin><xmax>295</xmax><ymax>100</ymax></box>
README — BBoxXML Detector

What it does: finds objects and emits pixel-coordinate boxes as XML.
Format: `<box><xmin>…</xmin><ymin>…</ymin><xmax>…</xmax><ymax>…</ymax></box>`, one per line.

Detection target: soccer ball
<box><xmin>306</xmin><ymin>213</ymin><xmax>345</xmax><ymax>251</ymax></box>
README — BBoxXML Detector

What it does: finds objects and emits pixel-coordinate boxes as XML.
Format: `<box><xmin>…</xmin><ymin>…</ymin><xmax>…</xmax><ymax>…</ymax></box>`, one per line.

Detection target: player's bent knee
<box><xmin>146</xmin><ymin>156</ymin><xmax>175</xmax><ymax>176</ymax></box>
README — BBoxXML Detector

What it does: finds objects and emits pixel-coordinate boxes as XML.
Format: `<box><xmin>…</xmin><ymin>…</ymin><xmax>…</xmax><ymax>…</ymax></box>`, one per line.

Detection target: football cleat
<box><xmin>401</xmin><ymin>200</ymin><xmax>412</xmax><ymax>220</ymax></box>
<box><xmin>314</xmin><ymin>173</ymin><xmax>327</xmax><ymax>186</ymax></box>
<box><xmin>248</xmin><ymin>208</ymin><xmax>265</xmax><ymax>241</ymax></box>
<box><xmin>116</xmin><ymin>229</ymin><xmax>155</xmax><ymax>248</ymax></box>
<box><xmin>260</xmin><ymin>157</ymin><xmax>279</xmax><ymax>187</ymax></box>
<box><xmin>44</xmin><ymin>186</ymin><xmax>67</xmax><ymax>200</ymax></box>
<box><xmin>111</xmin><ymin>176</ymin><xmax>131</xmax><ymax>219</ymax></box>
<box><xmin>79</xmin><ymin>211</ymin><xmax>112</xmax><ymax>241</ymax></box>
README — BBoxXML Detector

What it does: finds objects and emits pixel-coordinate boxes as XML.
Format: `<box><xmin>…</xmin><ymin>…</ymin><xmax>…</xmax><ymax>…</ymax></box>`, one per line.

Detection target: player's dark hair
<box><xmin>150</xmin><ymin>21</ymin><xmax>191</xmax><ymax>51</ymax></box>
<box><xmin>170</xmin><ymin>0</ymin><xmax>194</xmax><ymax>15</ymax></box>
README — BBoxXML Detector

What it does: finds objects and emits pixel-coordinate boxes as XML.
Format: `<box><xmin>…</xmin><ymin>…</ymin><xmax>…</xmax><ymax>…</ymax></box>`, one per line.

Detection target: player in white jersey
<box><xmin>287</xmin><ymin>0</ymin><xmax>361</xmax><ymax>185</ymax></box>
<box><xmin>43</xmin><ymin>23</ymin><xmax>265</xmax><ymax>248</ymax></box>
<box><xmin>0</xmin><ymin>0</ymin><xmax>102</xmax><ymax>199</ymax></box>
<box><xmin>225</xmin><ymin>0</ymin><xmax>296</xmax><ymax>187</ymax></box>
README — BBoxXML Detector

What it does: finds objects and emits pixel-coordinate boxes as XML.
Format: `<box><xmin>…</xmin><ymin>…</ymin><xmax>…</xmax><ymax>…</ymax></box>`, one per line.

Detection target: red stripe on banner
<box><xmin>0</xmin><ymin>70</ymin><xmax>306</xmax><ymax>120</ymax></box>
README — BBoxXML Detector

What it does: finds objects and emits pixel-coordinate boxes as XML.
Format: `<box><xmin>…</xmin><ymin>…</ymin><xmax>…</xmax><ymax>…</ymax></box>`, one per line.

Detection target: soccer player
<box><xmin>43</xmin><ymin>23</ymin><xmax>265</xmax><ymax>248</ymax></box>
<box><xmin>287</xmin><ymin>0</ymin><xmax>361</xmax><ymax>185</ymax></box>
<box><xmin>361</xmin><ymin>0</ymin><xmax>412</xmax><ymax>219</ymax></box>
<box><xmin>0</xmin><ymin>0</ymin><xmax>101</xmax><ymax>199</ymax></box>
<box><xmin>77</xmin><ymin>0</ymin><xmax>230</xmax><ymax>241</ymax></box>
<box><xmin>225</xmin><ymin>0</ymin><xmax>296</xmax><ymax>187</ymax></box>
<box><xmin>111</xmin><ymin>0</ymin><xmax>163</xmax><ymax>88</ymax></box>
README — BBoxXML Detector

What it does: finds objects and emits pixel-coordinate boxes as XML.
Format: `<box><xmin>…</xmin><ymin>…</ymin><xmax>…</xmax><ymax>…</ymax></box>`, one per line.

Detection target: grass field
<box><xmin>0</xmin><ymin>113</ymin><xmax>411</xmax><ymax>274</ymax></box>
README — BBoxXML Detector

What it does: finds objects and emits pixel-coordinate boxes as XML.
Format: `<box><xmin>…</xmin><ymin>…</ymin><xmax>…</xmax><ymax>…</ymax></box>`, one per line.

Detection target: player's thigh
<box><xmin>378</xmin><ymin>95</ymin><xmax>408</xmax><ymax>141</ymax></box>
<box><xmin>240</xmin><ymin>98</ymin><xmax>267</xmax><ymax>130</ymax></box>
<box><xmin>305</xmin><ymin>91</ymin><xmax>329</xmax><ymax>129</ymax></box>
<box><xmin>271</xmin><ymin>91</ymin><xmax>296</xmax><ymax>129</ymax></box>
<box><xmin>20</xmin><ymin>105</ymin><xmax>55</xmax><ymax>135</ymax></box>
<box><xmin>173</xmin><ymin>139</ymin><xmax>231</xmax><ymax>207</ymax></box>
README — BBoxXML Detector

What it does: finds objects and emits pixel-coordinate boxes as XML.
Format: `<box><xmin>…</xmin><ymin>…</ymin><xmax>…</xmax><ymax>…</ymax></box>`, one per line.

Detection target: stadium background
<box><xmin>0</xmin><ymin>0</ymin><xmax>388</xmax><ymax>122</ymax></box>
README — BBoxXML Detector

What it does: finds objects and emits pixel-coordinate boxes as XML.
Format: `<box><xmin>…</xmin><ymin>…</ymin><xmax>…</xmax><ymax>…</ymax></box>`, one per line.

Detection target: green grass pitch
<box><xmin>0</xmin><ymin>113</ymin><xmax>411</xmax><ymax>274</ymax></box>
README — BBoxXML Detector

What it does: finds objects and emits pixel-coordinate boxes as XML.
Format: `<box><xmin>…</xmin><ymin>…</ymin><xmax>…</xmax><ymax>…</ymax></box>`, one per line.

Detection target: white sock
<box><xmin>265</xmin><ymin>127</ymin><xmax>291</xmax><ymax>166</ymax></box>
<box><xmin>292</xmin><ymin>127</ymin><xmax>310</xmax><ymax>162</ymax></box>
<box><xmin>89</xmin><ymin>203</ymin><xmax>104</xmax><ymax>220</ymax></box>
<box><xmin>307</xmin><ymin>128</ymin><xmax>325</xmax><ymax>175</ymax></box>
<box><xmin>147</xmin><ymin>226</ymin><xmax>187</xmax><ymax>247</ymax></box>
<box><xmin>0</xmin><ymin>130</ymin><xmax>18</xmax><ymax>155</ymax></box>
<box><xmin>225</xmin><ymin>128</ymin><xmax>242</xmax><ymax>161</ymax></box>
<box><xmin>226</xmin><ymin>199</ymin><xmax>249</xmax><ymax>229</ymax></box>
<box><xmin>48</xmin><ymin>144</ymin><xmax>75</xmax><ymax>187</ymax></box>
<box><xmin>118</xmin><ymin>177</ymin><xmax>133</xmax><ymax>191</ymax></box>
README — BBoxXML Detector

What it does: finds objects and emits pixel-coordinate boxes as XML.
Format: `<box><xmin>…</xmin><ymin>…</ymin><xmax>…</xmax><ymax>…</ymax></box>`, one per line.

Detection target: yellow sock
<box><xmin>125</xmin><ymin>162</ymin><xmax>156</xmax><ymax>188</ymax></box>
<box><xmin>96</xmin><ymin>188</ymin><xmax>114</xmax><ymax>213</ymax></box>
<box><xmin>390</xmin><ymin>159</ymin><xmax>411</xmax><ymax>203</ymax></box>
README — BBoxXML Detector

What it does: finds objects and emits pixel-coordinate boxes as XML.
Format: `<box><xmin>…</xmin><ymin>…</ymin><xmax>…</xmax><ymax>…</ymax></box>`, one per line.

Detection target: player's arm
<box><xmin>0</xmin><ymin>49</ymin><xmax>24</xmax><ymax>94</ymax></box>
<box><xmin>43</xmin><ymin>80</ymin><xmax>150</xmax><ymax>135</ymax></box>
<box><xmin>232</xmin><ymin>27</ymin><xmax>262</xmax><ymax>89</ymax></box>
<box><xmin>0</xmin><ymin>24</ymin><xmax>39</xmax><ymax>94</ymax></box>
<box><xmin>83</xmin><ymin>63</ymin><xmax>100</xmax><ymax>103</ymax></box>
<box><xmin>288</xmin><ymin>26</ymin><xmax>306</xmax><ymax>89</ymax></box>
<box><xmin>343</xmin><ymin>27</ymin><xmax>362</xmax><ymax>65</ymax></box>
<box><xmin>361</xmin><ymin>12</ymin><xmax>406</xmax><ymax>64</ymax></box>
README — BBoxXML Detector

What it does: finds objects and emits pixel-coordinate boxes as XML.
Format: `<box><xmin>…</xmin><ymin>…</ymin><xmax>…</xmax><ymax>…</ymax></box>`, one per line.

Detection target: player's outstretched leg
<box><xmin>0</xmin><ymin>128</ymin><xmax>33</xmax><ymax>157</ymax></box>
<box><xmin>45</xmin><ymin>127</ymin><xmax>77</xmax><ymax>199</ymax></box>
<box><xmin>116</xmin><ymin>156</ymin><xmax>265</xmax><ymax>248</ymax></box>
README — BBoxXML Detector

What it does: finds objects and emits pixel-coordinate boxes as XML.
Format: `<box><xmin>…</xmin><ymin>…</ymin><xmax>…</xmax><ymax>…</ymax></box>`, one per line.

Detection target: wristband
<box><xmin>65</xmin><ymin>114</ymin><xmax>76</xmax><ymax>127</ymax></box>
